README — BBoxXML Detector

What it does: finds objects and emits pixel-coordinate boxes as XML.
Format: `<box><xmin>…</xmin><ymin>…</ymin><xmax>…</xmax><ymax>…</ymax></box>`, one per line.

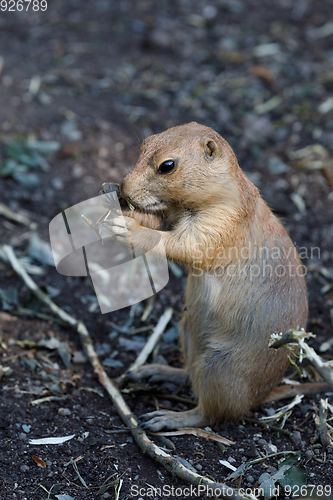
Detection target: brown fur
<box><xmin>108</xmin><ymin>122</ymin><xmax>308</xmax><ymax>430</ymax></box>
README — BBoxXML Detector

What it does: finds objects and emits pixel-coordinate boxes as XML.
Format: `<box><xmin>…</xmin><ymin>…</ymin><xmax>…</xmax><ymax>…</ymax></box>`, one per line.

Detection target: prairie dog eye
<box><xmin>158</xmin><ymin>160</ymin><xmax>176</xmax><ymax>174</ymax></box>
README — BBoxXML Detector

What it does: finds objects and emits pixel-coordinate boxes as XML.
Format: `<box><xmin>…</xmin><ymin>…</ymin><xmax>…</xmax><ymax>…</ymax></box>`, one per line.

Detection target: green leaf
<box><xmin>14</xmin><ymin>152</ymin><xmax>39</xmax><ymax>167</ymax></box>
<box><xmin>278</xmin><ymin>464</ymin><xmax>307</xmax><ymax>488</ymax></box>
<box><xmin>97</xmin><ymin>479</ymin><xmax>118</xmax><ymax>495</ymax></box>
<box><xmin>2</xmin><ymin>140</ymin><xmax>58</xmax><ymax>180</ymax></box>
<box><xmin>26</xmin><ymin>140</ymin><xmax>61</xmax><ymax>154</ymax></box>
<box><xmin>102</xmin><ymin>358</ymin><xmax>124</xmax><ymax>368</ymax></box>
<box><xmin>272</xmin><ymin>464</ymin><xmax>291</xmax><ymax>481</ymax></box>
<box><xmin>57</xmin><ymin>341</ymin><xmax>72</xmax><ymax>368</ymax></box>
<box><xmin>278</xmin><ymin>452</ymin><xmax>301</xmax><ymax>467</ymax></box>
<box><xmin>258</xmin><ymin>473</ymin><xmax>276</xmax><ymax>498</ymax></box>
<box><xmin>226</xmin><ymin>462</ymin><xmax>248</xmax><ymax>480</ymax></box>
<box><xmin>28</xmin><ymin>234</ymin><xmax>55</xmax><ymax>266</ymax></box>
<box><xmin>0</xmin><ymin>286</ymin><xmax>19</xmax><ymax>310</ymax></box>
<box><xmin>43</xmin><ymin>285</ymin><xmax>61</xmax><ymax>298</ymax></box>
<box><xmin>6</xmin><ymin>141</ymin><xmax>25</xmax><ymax>158</ymax></box>
<box><xmin>29</xmin><ymin>151</ymin><xmax>50</xmax><ymax>171</ymax></box>
<box><xmin>0</xmin><ymin>159</ymin><xmax>27</xmax><ymax>177</ymax></box>
<box><xmin>52</xmin><ymin>484</ymin><xmax>63</xmax><ymax>494</ymax></box>
<box><xmin>13</xmin><ymin>171</ymin><xmax>41</xmax><ymax>188</ymax></box>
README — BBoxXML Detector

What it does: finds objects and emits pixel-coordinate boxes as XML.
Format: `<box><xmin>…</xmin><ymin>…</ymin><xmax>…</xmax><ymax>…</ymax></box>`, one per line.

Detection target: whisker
<box><xmin>128</xmin><ymin>122</ymin><xmax>144</xmax><ymax>146</ymax></box>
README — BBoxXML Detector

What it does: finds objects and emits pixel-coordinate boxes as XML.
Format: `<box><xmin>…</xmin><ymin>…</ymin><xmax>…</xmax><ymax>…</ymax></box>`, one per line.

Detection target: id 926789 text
<box><xmin>1</xmin><ymin>0</ymin><xmax>47</xmax><ymax>11</ymax></box>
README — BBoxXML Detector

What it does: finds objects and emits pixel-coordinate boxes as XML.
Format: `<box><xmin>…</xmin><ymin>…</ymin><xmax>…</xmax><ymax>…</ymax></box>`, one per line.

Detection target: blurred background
<box><xmin>0</xmin><ymin>0</ymin><xmax>333</xmax><ymax>214</ymax></box>
<box><xmin>1</xmin><ymin>0</ymin><xmax>333</xmax><ymax>309</ymax></box>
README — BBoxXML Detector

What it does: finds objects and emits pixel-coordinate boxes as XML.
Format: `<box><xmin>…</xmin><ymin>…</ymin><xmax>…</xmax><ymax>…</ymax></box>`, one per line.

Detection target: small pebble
<box><xmin>258</xmin><ymin>438</ymin><xmax>267</xmax><ymax>446</ymax></box>
<box><xmin>58</xmin><ymin>408</ymin><xmax>71</xmax><ymax>416</ymax></box>
<box><xmin>263</xmin><ymin>443</ymin><xmax>278</xmax><ymax>454</ymax></box>
<box><xmin>268</xmin><ymin>156</ymin><xmax>290</xmax><ymax>175</ymax></box>
<box><xmin>162</xmin><ymin>382</ymin><xmax>178</xmax><ymax>393</ymax></box>
<box><xmin>245</xmin><ymin>442</ymin><xmax>259</xmax><ymax>457</ymax></box>
<box><xmin>51</xmin><ymin>177</ymin><xmax>64</xmax><ymax>190</ymax></box>
<box><xmin>202</xmin><ymin>5</ymin><xmax>217</xmax><ymax>19</ymax></box>
<box><xmin>20</xmin><ymin>465</ymin><xmax>29</xmax><ymax>472</ymax></box>
<box><xmin>291</xmin><ymin>431</ymin><xmax>302</xmax><ymax>445</ymax></box>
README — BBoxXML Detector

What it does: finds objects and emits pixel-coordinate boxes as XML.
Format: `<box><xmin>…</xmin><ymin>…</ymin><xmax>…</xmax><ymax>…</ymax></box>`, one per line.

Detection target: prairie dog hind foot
<box><xmin>125</xmin><ymin>364</ymin><xmax>188</xmax><ymax>385</ymax></box>
<box><xmin>140</xmin><ymin>407</ymin><xmax>208</xmax><ymax>432</ymax></box>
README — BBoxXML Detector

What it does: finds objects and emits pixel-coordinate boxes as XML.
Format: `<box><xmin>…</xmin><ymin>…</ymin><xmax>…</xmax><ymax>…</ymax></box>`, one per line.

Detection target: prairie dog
<box><xmin>106</xmin><ymin>122</ymin><xmax>308</xmax><ymax>431</ymax></box>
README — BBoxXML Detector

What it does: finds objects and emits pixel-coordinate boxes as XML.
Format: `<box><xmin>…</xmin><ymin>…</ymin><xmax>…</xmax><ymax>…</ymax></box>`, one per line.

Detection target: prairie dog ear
<box><xmin>204</xmin><ymin>139</ymin><xmax>218</xmax><ymax>158</ymax></box>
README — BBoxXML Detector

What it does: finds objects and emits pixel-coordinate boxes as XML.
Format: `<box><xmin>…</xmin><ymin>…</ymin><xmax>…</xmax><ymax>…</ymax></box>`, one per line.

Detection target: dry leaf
<box><xmin>289</xmin><ymin>144</ymin><xmax>329</xmax><ymax>170</ymax></box>
<box><xmin>250</xmin><ymin>65</ymin><xmax>274</xmax><ymax>85</ymax></box>
<box><xmin>100</xmin><ymin>445</ymin><xmax>116</xmax><ymax>451</ymax></box>
<box><xmin>29</xmin><ymin>434</ymin><xmax>75</xmax><ymax>445</ymax></box>
<box><xmin>150</xmin><ymin>427</ymin><xmax>234</xmax><ymax>446</ymax></box>
<box><xmin>33</xmin><ymin>455</ymin><xmax>46</xmax><ymax>467</ymax></box>
<box><xmin>322</xmin><ymin>164</ymin><xmax>333</xmax><ymax>188</ymax></box>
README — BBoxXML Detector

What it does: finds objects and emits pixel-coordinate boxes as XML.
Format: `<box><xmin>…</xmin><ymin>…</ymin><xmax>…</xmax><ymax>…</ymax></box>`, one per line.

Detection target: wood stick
<box><xmin>317</xmin><ymin>399</ymin><xmax>332</xmax><ymax>448</ymax></box>
<box><xmin>264</xmin><ymin>382</ymin><xmax>331</xmax><ymax>403</ymax></box>
<box><xmin>0</xmin><ymin>202</ymin><xmax>35</xmax><ymax>228</ymax></box>
<box><xmin>299</xmin><ymin>338</ymin><xmax>333</xmax><ymax>390</ymax></box>
<box><xmin>128</xmin><ymin>307</ymin><xmax>173</xmax><ymax>372</ymax></box>
<box><xmin>270</xmin><ymin>329</ymin><xmax>333</xmax><ymax>390</ymax></box>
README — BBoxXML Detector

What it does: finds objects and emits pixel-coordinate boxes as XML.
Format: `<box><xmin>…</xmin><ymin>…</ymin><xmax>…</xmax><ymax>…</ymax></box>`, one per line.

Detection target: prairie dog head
<box><xmin>120</xmin><ymin>122</ymin><xmax>254</xmax><ymax>213</ymax></box>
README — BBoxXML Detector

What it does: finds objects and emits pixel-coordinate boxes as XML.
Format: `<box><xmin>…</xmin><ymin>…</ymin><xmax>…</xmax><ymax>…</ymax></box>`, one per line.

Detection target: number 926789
<box><xmin>1</xmin><ymin>0</ymin><xmax>47</xmax><ymax>11</ymax></box>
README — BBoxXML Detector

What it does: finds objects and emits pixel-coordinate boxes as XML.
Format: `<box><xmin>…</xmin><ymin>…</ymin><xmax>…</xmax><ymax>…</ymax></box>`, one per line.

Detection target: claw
<box><xmin>100</xmin><ymin>182</ymin><xmax>120</xmax><ymax>195</ymax></box>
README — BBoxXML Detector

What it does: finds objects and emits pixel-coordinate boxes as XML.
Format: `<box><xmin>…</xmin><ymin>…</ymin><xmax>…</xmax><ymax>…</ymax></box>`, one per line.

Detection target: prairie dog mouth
<box><xmin>100</xmin><ymin>183</ymin><xmax>167</xmax><ymax>212</ymax></box>
<box><xmin>136</xmin><ymin>201</ymin><xmax>168</xmax><ymax>212</ymax></box>
<box><xmin>100</xmin><ymin>182</ymin><xmax>135</xmax><ymax>210</ymax></box>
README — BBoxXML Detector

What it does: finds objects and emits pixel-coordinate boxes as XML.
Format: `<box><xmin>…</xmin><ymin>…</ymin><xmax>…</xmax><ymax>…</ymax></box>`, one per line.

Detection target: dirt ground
<box><xmin>1</xmin><ymin>1</ymin><xmax>333</xmax><ymax>499</ymax></box>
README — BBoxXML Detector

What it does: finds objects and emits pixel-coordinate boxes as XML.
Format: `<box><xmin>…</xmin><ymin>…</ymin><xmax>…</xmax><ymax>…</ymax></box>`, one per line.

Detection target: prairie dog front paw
<box><xmin>105</xmin><ymin>214</ymin><xmax>164</xmax><ymax>259</ymax></box>
<box><xmin>106</xmin><ymin>215</ymin><xmax>140</xmax><ymax>246</ymax></box>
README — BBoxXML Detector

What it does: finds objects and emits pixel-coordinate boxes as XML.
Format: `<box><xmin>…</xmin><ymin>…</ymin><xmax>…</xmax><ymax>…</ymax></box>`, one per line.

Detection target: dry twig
<box><xmin>128</xmin><ymin>307</ymin><xmax>173</xmax><ymax>372</ymax></box>
<box><xmin>270</xmin><ymin>329</ymin><xmax>333</xmax><ymax>390</ymax></box>
<box><xmin>264</xmin><ymin>382</ymin><xmax>331</xmax><ymax>403</ymax></box>
<box><xmin>151</xmin><ymin>428</ymin><xmax>234</xmax><ymax>446</ymax></box>
<box><xmin>0</xmin><ymin>202</ymin><xmax>35</xmax><ymax>228</ymax></box>
<box><xmin>316</xmin><ymin>399</ymin><xmax>333</xmax><ymax>448</ymax></box>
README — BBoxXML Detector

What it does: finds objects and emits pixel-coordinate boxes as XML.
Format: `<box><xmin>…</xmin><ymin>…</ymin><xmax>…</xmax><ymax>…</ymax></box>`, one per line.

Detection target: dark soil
<box><xmin>0</xmin><ymin>1</ymin><xmax>333</xmax><ymax>499</ymax></box>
